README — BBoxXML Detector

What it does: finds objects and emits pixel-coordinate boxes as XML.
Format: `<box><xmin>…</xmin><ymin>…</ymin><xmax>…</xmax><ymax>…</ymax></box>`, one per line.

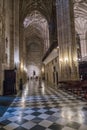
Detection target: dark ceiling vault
<box><xmin>19</xmin><ymin>0</ymin><xmax>54</xmax><ymax>24</ymax></box>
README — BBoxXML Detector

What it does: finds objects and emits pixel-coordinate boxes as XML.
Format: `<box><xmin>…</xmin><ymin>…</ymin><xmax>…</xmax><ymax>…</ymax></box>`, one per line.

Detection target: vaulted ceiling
<box><xmin>74</xmin><ymin>0</ymin><xmax>87</xmax><ymax>33</ymax></box>
<box><xmin>19</xmin><ymin>0</ymin><xmax>53</xmax><ymax>24</ymax></box>
<box><xmin>19</xmin><ymin>0</ymin><xmax>54</xmax><ymax>46</ymax></box>
<box><xmin>23</xmin><ymin>10</ymin><xmax>48</xmax><ymax>43</ymax></box>
<box><xmin>19</xmin><ymin>0</ymin><xmax>87</xmax><ymax>29</ymax></box>
<box><xmin>19</xmin><ymin>0</ymin><xmax>87</xmax><ymax>35</ymax></box>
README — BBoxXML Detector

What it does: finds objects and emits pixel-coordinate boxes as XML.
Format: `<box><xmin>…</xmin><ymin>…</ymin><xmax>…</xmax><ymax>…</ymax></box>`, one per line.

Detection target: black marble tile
<box><xmin>14</xmin><ymin>126</ymin><xmax>27</xmax><ymax>130</ymax></box>
<box><xmin>18</xmin><ymin>113</ymin><xmax>28</xmax><ymax>117</ymax></box>
<box><xmin>32</xmin><ymin>108</ymin><xmax>40</xmax><ymax>111</ymax></box>
<box><xmin>0</xmin><ymin>106</ymin><xmax>8</xmax><ymax>117</ymax></box>
<box><xmin>8</xmin><ymin>109</ymin><xmax>16</xmax><ymax>113</ymax></box>
<box><xmin>0</xmin><ymin>128</ymin><xmax>6</xmax><ymax>130</ymax></box>
<box><xmin>15</xmin><ymin>119</ymin><xmax>28</xmax><ymax>125</ymax></box>
<box><xmin>31</xmin><ymin>112</ymin><xmax>41</xmax><ymax>116</ymax></box>
<box><xmin>45</xmin><ymin>111</ymin><xmax>55</xmax><ymax>115</ymax></box>
<box><xmin>82</xmin><ymin>107</ymin><xmax>87</xmax><ymax>111</ymax></box>
<box><xmin>30</xmin><ymin>125</ymin><xmax>45</xmax><ymax>130</ymax></box>
<box><xmin>49</xmin><ymin>123</ymin><xmax>63</xmax><ymax>130</ymax></box>
<box><xmin>0</xmin><ymin>120</ymin><xmax>11</xmax><ymax>126</ymax></box>
<box><xmin>66</xmin><ymin>121</ymin><xmax>81</xmax><ymax>129</ymax></box>
<box><xmin>47</xmin><ymin>116</ymin><xmax>58</xmax><ymax>122</ymax></box>
<box><xmin>43</xmin><ymin>107</ymin><xmax>52</xmax><ymax>110</ymax></box>
<box><xmin>32</xmin><ymin>117</ymin><xmax>43</xmax><ymax>123</ymax></box>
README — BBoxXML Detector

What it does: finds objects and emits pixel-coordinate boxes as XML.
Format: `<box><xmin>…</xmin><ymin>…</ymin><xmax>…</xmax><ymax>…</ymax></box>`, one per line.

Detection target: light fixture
<box><xmin>59</xmin><ymin>58</ymin><xmax>63</xmax><ymax>62</ymax></box>
<box><xmin>78</xmin><ymin>58</ymin><xmax>81</xmax><ymax>61</ymax></box>
<box><xmin>41</xmin><ymin>67</ymin><xmax>44</xmax><ymax>73</ymax></box>
<box><xmin>24</xmin><ymin>66</ymin><xmax>27</xmax><ymax>72</ymax></box>
<box><xmin>20</xmin><ymin>62</ymin><xmax>24</xmax><ymax>71</ymax></box>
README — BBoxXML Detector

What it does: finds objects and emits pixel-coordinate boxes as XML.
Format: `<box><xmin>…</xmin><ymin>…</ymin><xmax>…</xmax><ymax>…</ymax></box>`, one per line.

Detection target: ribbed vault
<box><xmin>74</xmin><ymin>0</ymin><xmax>87</xmax><ymax>58</ymax></box>
<box><xmin>74</xmin><ymin>0</ymin><xmax>87</xmax><ymax>31</ymax></box>
<box><xmin>24</xmin><ymin>10</ymin><xmax>49</xmax><ymax>53</ymax></box>
<box><xmin>19</xmin><ymin>0</ymin><xmax>53</xmax><ymax>23</ymax></box>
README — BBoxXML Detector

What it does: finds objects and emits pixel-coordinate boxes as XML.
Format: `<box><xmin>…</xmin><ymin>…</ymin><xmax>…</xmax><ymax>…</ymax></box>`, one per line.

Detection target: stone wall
<box><xmin>0</xmin><ymin>0</ymin><xmax>19</xmax><ymax>95</ymax></box>
<box><xmin>45</xmin><ymin>57</ymin><xmax>59</xmax><ymax>86</ymax></box>
<box><xmin>0</xmin><ymin>0</ymin><xmax>7</xmax><ymax>94</ymax></box>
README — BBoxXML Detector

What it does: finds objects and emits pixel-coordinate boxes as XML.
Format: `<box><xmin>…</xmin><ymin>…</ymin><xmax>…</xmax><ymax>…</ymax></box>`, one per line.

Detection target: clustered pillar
<box><xmin>56</xmin><ymin>0</ymin><xmax>79</xmax><ymax>81</ymax></box>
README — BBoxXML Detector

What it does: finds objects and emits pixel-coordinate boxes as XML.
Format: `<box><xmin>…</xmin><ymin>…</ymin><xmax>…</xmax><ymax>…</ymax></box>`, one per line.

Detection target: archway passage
<box><xmin>26</xmin><ymin>42</ymin><xmax>43</xmax><ymax>78</ymax></box>
<box><xmin>23</xmin><ymin>10</ymin><xmax>49</xmax><ymax>78</ymax></box>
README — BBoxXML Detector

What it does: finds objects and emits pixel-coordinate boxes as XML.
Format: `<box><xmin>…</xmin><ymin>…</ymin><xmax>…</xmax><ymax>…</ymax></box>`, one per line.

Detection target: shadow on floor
<box><xmin>0</xmin><ymin>96</ymin><xmax>15</xmax><ymax>117</ymax></box>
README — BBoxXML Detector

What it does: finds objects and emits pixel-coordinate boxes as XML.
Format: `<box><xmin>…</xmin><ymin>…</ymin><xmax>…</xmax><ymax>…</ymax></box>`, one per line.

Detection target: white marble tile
<box><xmin>45</xmin><ymin>129</ymin><xmax>52</xmax><ymax>130</ymax></box>
<box><xmin>56</xmin><ymin>118</ymin><xmax>68</xmax><ymax>125</ymax></box>
<box><xmin>23</xmin><ymin>115</ymin><xmax>35</xmax><ymax>120</ymax></box>
<box><xmin>39</xmin><ymin>120</ymin><xmax>53</xmax><ymax>127</ymax></box>
<box><xmin>79</xmin><ymin>124</ymin><xmax>87</xmax><ymax>130</ymax></box>
<box><xmin>8</xmin><ymin>116</ymin><xmax>18</xmax><ymax>121</ymax></box>
<box><xmin>11</xmin><ymin>111</ymin><xmax>21</xmax><ymax>115</ymax></box>
<box><xmin>24</xmin><ymin>109</ymin><xmax>35</xmax><ymax>114</ymax></box>
<box><xmin>22</xmin><ymin>121</ymin><xmax>36</xmax><ymax>129</ymax></box>
<box><xmin>52</xmin><ymin>112</ymin><xmax>61</xmax><ymax>117</ymax></box>
<box><xmin>38</xmin><ymin>114</ymin><xmax>49</xmax><ymax>119</ymax></box>
<box><xmin>62</xmin><ymin>126</ymin><xmax>76</xmax><ymax>130</ymax></box>
<box><xmin>38</xmin><ymin>108</ymin><xmax>47</xmax><ymax>113</ymax></box>
<box><xmin>4</xmin><ymin>123</ymin><xmax>19</xmax><ymax>130</ymax></box>
<box><xmin>50</xmin><ymin>108</ymin><xmax>59</xmax><ymax>112</ymax></box>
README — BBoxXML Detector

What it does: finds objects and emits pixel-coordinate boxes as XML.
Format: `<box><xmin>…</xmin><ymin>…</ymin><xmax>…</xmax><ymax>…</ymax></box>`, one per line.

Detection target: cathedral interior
<box><xmin>0</xmin><ymin>0</ymin><xmax>87</xmax><ymax>130</ymax></box>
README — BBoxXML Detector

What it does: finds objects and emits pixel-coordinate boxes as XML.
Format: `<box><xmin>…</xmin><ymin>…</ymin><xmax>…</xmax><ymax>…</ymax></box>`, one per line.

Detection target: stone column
<box><xmin>10</xmin><ymin>0</ymin><xmax>15</xmax><ymax>69</ymax></box>
<box><xmin>0</xmin><ymin>5</ymin><xmax>3</xmax><ymax>94</ymax></box>
<box><xmin>0</xmin><ymin>0</ymin><xmax>6</xmax><ymax>95</ymax></box>
<box><xmin>80</xmin><ymin>34</ymin><xmax>87</xmax><ymax>58</ymax></box>
<box><xmin>86</xmin><ymin>32</ymin><xmax>87</xmax><ymax>56</ymax></box>
<box><xmin>14</xmin><ymin>0</ymin><xmax>19</xmax><ymax>66</ymax></box>
<box><xmin>13</xmin><ymin>0</ymin><xmax>19</xmax><ymax>91</ymax></box>
<box><xmin>19</xmin><ymin>24</ymin><xmax>24</xmax><ymax>80</ymax></box>
<box><xmin>56</xmin><ymin>0</ymin><xmax>79</xmax><ymax>81</ymax></box>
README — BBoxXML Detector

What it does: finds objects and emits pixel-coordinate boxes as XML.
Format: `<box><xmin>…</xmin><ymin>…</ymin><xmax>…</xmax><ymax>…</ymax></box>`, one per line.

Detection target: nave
<box><xmin>0</xmin><ymin>80</ymin><xmax>87</xmax><ymax>130</ymax></box>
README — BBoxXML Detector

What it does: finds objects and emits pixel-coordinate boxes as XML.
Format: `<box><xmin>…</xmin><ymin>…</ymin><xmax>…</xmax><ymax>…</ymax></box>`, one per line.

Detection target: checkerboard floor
<box><xmin>0</xmin><ymin>80</ymin><xmax>87</xmax><ymax>130</ymax></box>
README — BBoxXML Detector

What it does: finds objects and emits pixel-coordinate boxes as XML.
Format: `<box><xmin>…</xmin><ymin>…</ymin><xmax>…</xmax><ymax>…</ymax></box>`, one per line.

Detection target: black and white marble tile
<box><xmin>0</xmin><ymin>80</ymin><xmax>87</xmax><ymax>130</ymax></box>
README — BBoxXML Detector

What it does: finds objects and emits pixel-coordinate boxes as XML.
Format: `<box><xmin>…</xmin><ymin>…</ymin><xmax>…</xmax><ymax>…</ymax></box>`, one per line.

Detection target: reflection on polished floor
<box><xmin>0</xmin><ymin>80</ymin><xmax>87</xmax><ymax>130</ymax></box>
